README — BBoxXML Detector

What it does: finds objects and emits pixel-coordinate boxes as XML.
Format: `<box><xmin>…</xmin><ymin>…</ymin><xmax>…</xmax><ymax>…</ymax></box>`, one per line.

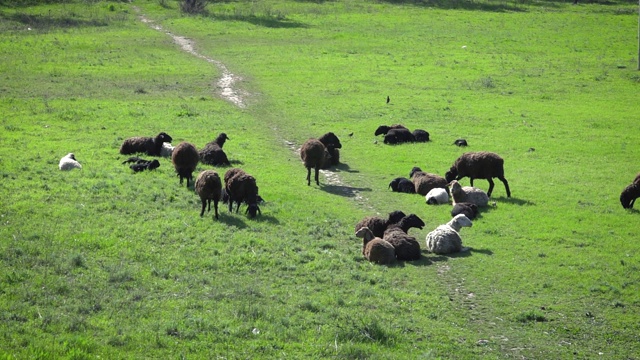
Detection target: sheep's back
<box><xmin>454</xmin><ymin>152</ymin><xmax>505</xmax><ymax>179</ymax></box>
<box><xmin>383</xmin><ymin>229</ymin><xmax>421</xmax><ymax>261</ymax></box>
<box><xmin>195</xmin><ymin>170</ymin><xmax>222</xmax><ymax>200</ymax></box>
<box><xmin>300</xmin><ymin>139</ymin><xmax>327</xmax><ymax>168</ymax></box>
<box><xmin>119</xmin><ymin>136</ymin><xmax>153</xmax><ymax>155</ymax></box>
<box><xmin>451</xmin><ymin>186</ymin><xmax>489</xmax><ymax>207</ymax></box>
<box><xmin>172</xmin><ymin>142</ymin><xmax>199</xmax><ymax>171</ymax></box>
<box><xmin>412</xmin><ymin>173</ymin><xmax>448</xmax><ymax>196</ymax></box>
<box><xmin>425</xmin><ymin>226</ymin><xmax>462</xmax><ymax>254</ymax></box>
<box><xmin>364</xmin><ymin>239</ymin><xmax>396</xmax><ymax>265</ymax></box>
<box><xmin>355</xmin><ymin>217</ymin><xmax>388</xmax><ymax>238</ymax></box>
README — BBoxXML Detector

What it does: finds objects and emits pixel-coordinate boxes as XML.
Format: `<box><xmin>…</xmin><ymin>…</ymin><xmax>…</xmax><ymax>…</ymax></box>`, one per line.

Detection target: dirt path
<box><xmin>133</xmin><ymin>8</ymin><xmax>374</xmax><ymax>211</ymax></box>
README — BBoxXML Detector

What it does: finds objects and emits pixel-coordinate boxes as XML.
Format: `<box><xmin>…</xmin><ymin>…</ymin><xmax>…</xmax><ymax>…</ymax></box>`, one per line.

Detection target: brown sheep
<box><xmin>200</xmin><ymin>133</ymin><xmax>231</xmax><ymax>166</ymax></box>
<box><xmin>409</xmin><ymin>167</ymin><xmax>448</xmax><ymax>196</ymax></box>
<box><xmin>355</xmin><ymin>227</ymin><xmax>395</xmax><ymax>265</ymax></box>
<box><xmin>171</xmin><ymin>142</ymin><xmax>199</xmax><ymax>188</ymax></box>
<box><xmin>445</xmin><ymin>151</ymin><xmax>511</xmax><ymax>197</ymax></box>
<box><xmin>224</xmin><ymin>168</ymin><xmax>261</xmax><ymax>218</ymax></box>
<box><xmin>354</xmin><ymin>210</ymin><xmax>406</xmax><ymax>239</ymax></box>
<box><xmin>195</xmin><ymin>170</ymin><xmax>222</xmax><ymax>219</ymax></box>
<box><xmin>300</xmin><ymin>139</ymin><xmax>331</xmax><ymax>186</ymax></box>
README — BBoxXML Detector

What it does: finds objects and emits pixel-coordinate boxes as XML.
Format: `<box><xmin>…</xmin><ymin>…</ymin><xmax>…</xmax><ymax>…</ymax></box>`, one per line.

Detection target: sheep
<box><xmin>171</xmin><ymin>142</ymin><xmax>199</xmax><ymax>188</ymax></box>
<box><xmin>374</xmin><ymin>124</ymin><xmax>408</xmax><ymax>136</ymax></box>
<box><xmin>59</xmin><ymin>153</ymin><xmax>82</xmax><ymax>171</ymax></box>
<box><xmin>621</xmin><ymin>173</ymin><xmax>640</xmax><ymax>209</ymax></box>
<box><xmin>224</xmin><ymin>168</ymin><xmax>261</xmax><ymax>218</ymax></box>
<box><xmin>448</xmin><ymin>180</ymin><xmax>489</xmax><ymax>208</ymax></box>
<box><xmin>412</xmin><ymin>129</ymin><xmax>430</xmax><ymax>142</ymax></box>
<box><xmin>384</xmin><ymin>213</ymin><xmax>425</xmax><ymax>234</ymax></box>
<box><xmin>389</xmin><ymin>177</ymin><xmax>416</xmax><ymax>194</ymax></box>
<box><xmin>300</xmin><ymin>139</ymin><xmax>331</xmax><ymax>186</ymax></box>
<box><xmin>384</xmin><ymin>128</ymin><xmax>415</xmax><ymax>144</ymax></box>
<box><xmin>200</xmin><ymin>133</ymin><xmax>231</xmax><ymax>166</ymax></box>
<box><xmin>318</xmin><ymin>132</ymin><xmax>342</xmax><ymax>167</ymax></box>
<box><xmin>445</xmin><ymin>151</ymin><xmax>511</xmax><ymax>197</ymax></box>
<box><xmin>355</xmin><ymin>210</ymin><xmax>407</xmax><ymax>239</ymax></box>
<box><xmin>425</xmin><ymin>214</ymin><xmax>473</xmax><ymax>255</ymax></box>
<box><xmin>195</xmin><ymin>170</ymin><xmax>222</xmax><ymax>219</ymax></box>
<box><xmin>382</xmin><ymin>228</ymin><xmax>421</xmax><ymax>261</ymax></box>
<box><xmin>425</xmin><ymin>188</ymin><xmax>449</xmax><ymax>205</ymax></box>
<box><xmin>130</xmin><ymin>159</ymin><xmax>160</xmax><ymax>172</ymax></box>
<box><xmin>453</xmin><ymin>139</ymin><xmax>468</xmax><ymax>147</ymax></box>
<box><xmin>119</xmin><ymin>132</ymin><xmax>173</xmax><ymax>156</ymax></box>
<box><xmin>409</xmin><ymin>167</ymin><xmax>449</xmax><ymax>196</ymax></box>
<box><xmin>451</xmin><ymin>202</ymin><xmax>479</xmax><ymax>220</ymax></box>
<box><xmin>160</xmin><ymin>143</ymin><xmax>175</xmax><ymax>157</ymax></box>
<box><xmin>355</xmin><ymin>227</ymin><xmax>396</xmax><ymax>265</ymax></box>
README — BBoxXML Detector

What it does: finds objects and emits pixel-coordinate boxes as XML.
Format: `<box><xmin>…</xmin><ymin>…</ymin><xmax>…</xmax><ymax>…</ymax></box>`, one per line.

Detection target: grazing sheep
<box><xmin>119</xmin><ymin>132</ymin><xmax>173</xmax><ymax>156</ymax></box>
<box><xmin>425</xmin><ymin>214</ymin><xmax>473</xmax><ymax>255</ymax></box>
<box><xmin>620</xmin><ymin>179</ymin><xmax>640</xmax><ymax>209</ymax></box>
<box><xmin>195</xmin><ymin>170</ymin><xmax>222</xmax><ymax>219</ymax></box>
<box><xmin>224</xmin><ymin>168</ymin><xmax>261</xmax><ymax>218</ymax></box>
<box><xmin>300</xmin><ymin>139</ymin><xmax>331</xmax><ymax>186</ymax></box>
<box><xmin>451</xmin><ymin>202</ymin><xmax>479</xmax><ymax>220</ymax></box>
<box><xmin>200</xmin><ymin>133</ymin><xmax>231</xmax><ymax>166</ymax></box>
<box><xmin>355</xmin><ymin>210</ymin><xmax>407</xmax><ymax>239</ymax></box>
<box><xmin>412</xmin><ymin>129</ymin><xmax>430</xmax><ymax>142</ymax></box>
<box><xmin>171</xmin><ymin>142</ymin><xmax>199</xmax><ymax>188</ymax></box>
<box><xmin>59</xmin><ymin>153</ymin><xmax>82</xmax><ymax>171</ymax></box>
<box><xmin>355</xmin><ymin>227</ymin><xmax>396</xmax><ymax>265</ymax></box>
<box><xmin>382</xmin><ymin>227</ymin><xmax>421</xmax><ymax>261</ymax></box>
<box><xmin>374</xmin><ymin>124</ymin><xmax>408</xmax><ymax>136</ymax></box>
<box><xmin>410</xmin><ymin>167</ymin><xmax>449</xmax><ymax>196</ymax></box>
<box><xmin>389</xmin><ymin>177</ymin><xmax>416</xmax><ymax>194</ymax></box>
<box><xmin>449</xmin><ymin>180</ymin><xmax>489</xmax><ymax>208</ymax></box>
<box><xmin>453</xmin><ymin>139</ymin><xmax>468</xmax><ymax>147</ymax></box>
<box><xmin>160</xmin><ymin>143</ymin><xmax>175</xmax><ymax>157</ymax></box>
<box><xmin>384</xmin><ymin>128</ymin><xmax>415</xmax><ymax>144</ymax></box>
<box><xmin>318</xmin><ymin>132</ymin><xmax>342</xmax><ymax>167</ymax></box>
<box><xmin>130</xmin><ymin>159</ymin><xmax>160</xmax><ymax>173</ymax></box>
<box><xmin>426</xmin><ymin>188</ymin><xmax>450</xmax><ymax>205</ymax></box>
<box><xmin>445</xmin><ymin>151</ymin><xmax>511</xmax><ymax>197</ymax></box>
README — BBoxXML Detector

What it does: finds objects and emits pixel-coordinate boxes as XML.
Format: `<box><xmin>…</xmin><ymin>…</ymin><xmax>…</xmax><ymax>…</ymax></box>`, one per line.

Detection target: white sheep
<box><xmin>425</xmin><ymin>214</ymin><xmax>473</xmax><ymax>254</ymax></box>
<box><xmin>160</xmin><ymin>143</ymin><xmax>175</xmax><ymax>157</ymax></box>
<box><xmin>448</xmin><ymin>180</ymin><xmax>489</xmax><ymax>207</ymax></box>
<box><xmin>59</xmin><ymin>153</ymin><xmax>82</xmax><ymax>171</ymax></box>
<box><xmin>425</xmin><ymin>187</ymin><xmax>449</xmax><ymax>205</ymax></box>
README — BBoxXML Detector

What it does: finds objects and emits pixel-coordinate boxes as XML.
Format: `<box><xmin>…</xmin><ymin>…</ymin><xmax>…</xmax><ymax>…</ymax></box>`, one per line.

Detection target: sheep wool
<box><xmin>195</xmin><ymin>170</ymin><xmax>222</xmax><ymax>219</ymax></box>
<box><xmin>410</xmin><ymin>167</ymin><xmax>448</xmax><ymax>196</ymax></box>
<box><xmin>59</xmin><ymin>153</ymin><xmax>82</xmax><ymax>171</ymax></box>
<box><xmin>171</xmin><ymin>142</ymin><xmax>199</xmax><ymax>188</ymax></box>
<box><xmin>300</xmin><ymin>138</ymin><xmax>331</xmax><ymax>186</ymax></box>
<box><xmin>355</xmin><ymin>227</ymin><xmax>395</xmax><ymax>265</ymax></box>
<box><xmin>445</xmin><ymin>151</ymin><xmax>511</xmax><ymax>197</ymax></box>
<box><xmin>449</xmin><ymin>180</ymin><xmax>489</xmax><ymax>208</ymax></box>
<box><xmin>355</xmin><ymin>210</ymin><xmax>407</xmax><ymax>239</ymax></box>
<box><xmin>119</xmin><ymin>132</ymin><xmax>173</xmax><ymax>156</ymax></box>
<box><xmin>425</xmin><ymin>188</ymin><xmax>450</xmax><ymax>205</ymax></box>
<box><xmin>425</xmin><ymin>214</ymin><xmax>473</xmax><ymax>255</ymax></box>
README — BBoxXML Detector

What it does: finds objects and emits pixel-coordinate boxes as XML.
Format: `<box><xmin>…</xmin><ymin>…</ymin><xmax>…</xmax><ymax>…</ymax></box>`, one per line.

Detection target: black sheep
<box><xmin>318</xmin><ymin>132</ymin><xmax>342</xmax><ymax>168</ymax></box>
<box><xmin>383</xmin><ymin>128</ymin><xmax>415</xmax><ymax>144</ymax></box>
<box><xmin>451</xmin><ymin>202</ymin><xmax>479</xmax><ymax>220</ymax></box>
<box><xmin>412</xmin><ymin>129</ymin><xmax>430</xmax><ymax>142</ymax></box>
<box><xmin>224</xmin><ymin>168</ymin><xmax>261</xmax><ymax>218</ymax></box>
<box><xmin>130</xmin><ymin>159</ymin><xmax>160</xmax><ymax>172</ymax></box>
<box><xmin>454</xmin><ymin>139</ymin><xmax>468</xmax><ymax>147</ymax></box>
<box><xmin>172</xmin><ymin>142</ymin><xmax>199</xmax><ymax>187</ymax></box>
<box><xmin>389</xmin><ymin>177</ymin><xmax>416</xmax><ymax>194</ymax></box>
<box><xmin>200</xmin><ymin>133</ymin><xmax>231</xmax><ymax>166</ymax></box>
<box><xmin>119</xmin><ymin>132</ymin><xmax>173</xmax><ymax>156</ymax></box>
<box><xmin>355</xmin><ymin>210</ymin><xmax>407</xmax><ymax>239</ymax></box>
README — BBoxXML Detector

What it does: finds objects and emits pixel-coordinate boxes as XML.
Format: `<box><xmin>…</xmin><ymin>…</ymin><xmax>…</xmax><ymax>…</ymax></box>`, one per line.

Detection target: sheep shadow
<box><xmin>497</xmin><ymin>196</ymin><xmax>534</xmax><ymax>206</ymax></box>
<box><xmin>333</xmin><ymin>163</ymin><xmax>359</xmax><ymax>173</ymax></box>
<box><xmin>320</xmin><ymin>184</ymin><xmax>372</xmax><ymax>198</ymax></box>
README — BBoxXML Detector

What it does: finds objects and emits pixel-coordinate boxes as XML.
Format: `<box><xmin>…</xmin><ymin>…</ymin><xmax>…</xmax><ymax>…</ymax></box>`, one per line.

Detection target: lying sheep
<box><xmin>224</xmin><ymin>168</ymin><xmax>261</xmax><ymax>218</ymax></box>
<box><xmin>449</xmin><ymin>180</ymin><xmax>489</xmax><ymax>207</ymax></box>
<box><xmin>384</xmin><ymin>213</ymin><xmax>425</xmax><ymax>234</ymax></box>
<box><xmin>195</xmin><ymin>170</ymin><xmax>222</xmax><ymax>219</ymax></box>
<box><xmin>426</xmin><ymin>188</ymin><xmax>449</xmax><ymax>205</ymax></box>
<box><xmin>355</xmin><ymin>210</ymin><xmax>407</xmax><ymax>238</ymax></box>
<box><xmin>119</xmin><ymin>132</ymin><xmax>173</xmax><ymax>156</ymax></box>
<box><xmin>451</xmin><ymin>202</ymin><xmax>479</xmax><ymax>220</ymax></box>
<box><xmin>412</xmin><ymin>129</ymin><xmax>430</xmax><ymax>142</ymax></box>
<box><xmin>384</xmin><ymin>128</ymin><xmax>415</xmax><ymax>144</ymax></box>
<box><xmin>355</xmin><ymin>227</ymin><xmax>396</xmax><ymax>265</ymax></box>
<box><xmin>445</xmin><ymin>151</ymin><xmax>511</xmax><ymax>197</ymax></box>
<box><xmin>130</xmin><ymin>159</ymin><xmax>160</xmax><ymax>173</ymax></box>
<box><xmin>425</xmin><ymin>214</ymin><xmax>473</xmax><ymax>255</ymax></box>
<box><xmin>374</xmin><ymin>124</ymin><xmax>408</xmax><ymax>136</ymax></box>
<box><xmin>389</xmin><ymin>177</ymin><xmax>416</xmax><ymax>194</ymax></box>
<box><xmin>410</xmin><ymin>167</ymin><xmax>449</xmax><ymax>196</ymax></box>
<box><xmin>59</xmin><ymin>153</ymin><xmax>82</xmax><ymax>171</ymax></box>
<box><xmin>171</xmin><ymin>142</ymin><xmax>199</xmax><ymax>188</ymax></box>
<box><xmin>200</xmin><ymin>133</ymin><xmax>231</xmax><ymax>166</ymax></box>
<box><xmin>160</xmin><ymin>143</ymin><xmax>175</xmax><ymax>157</ymax></box>
<box><xmin>620</xmin><ymin>173</ymin><xmax>640</xmax><ymax>209</ymax></box>
<box><xmin>300</xmin><ymin>138</ymin><xmax>331</xmax><ymax>186</ymax></box>
<box><xmin>382</xmin><ymin>227</ymin><xmax>421</xmax><ymax>261</ymax></box>
<box><xmin>318</xmin><ymin>132</ymin><xmax>342</xmax><ymax>168</ymax></box>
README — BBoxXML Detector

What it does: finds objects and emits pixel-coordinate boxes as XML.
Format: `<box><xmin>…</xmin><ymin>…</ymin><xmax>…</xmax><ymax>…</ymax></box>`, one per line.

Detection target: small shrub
<box><xmin>180</xmin><ymin>0</ymin><xmax>207</xmax><ymax>15</ymax></box>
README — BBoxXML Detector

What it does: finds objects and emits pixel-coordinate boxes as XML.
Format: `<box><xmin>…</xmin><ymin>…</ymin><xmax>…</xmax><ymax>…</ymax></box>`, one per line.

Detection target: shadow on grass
<box><xmin>333</xmin><ymin>163</ymin><xmax>359</xmax><ymax>173</ymax></box>
<box><xmin>320</xmin><ymin>184</ymin><xmax>372</xmax><ymax>198</ymax></box>
<box><xmin>377</xmin><ymin>0</ymin><xmax>533</xmax><ymax>12</ymax></box>
<box><xmin>497</xmin><ymin>196</ymin><xmax>534</xmax><ymax>206</ymax></box>
<box><xmin>0</xmin><ymin>11</ymin><xmax>110</xmax><ymax>29</ymax></box>
<box><xmin>206</xmin><ymin>12</ymin><xmax>308</xmax><ymax>29</ymax></box>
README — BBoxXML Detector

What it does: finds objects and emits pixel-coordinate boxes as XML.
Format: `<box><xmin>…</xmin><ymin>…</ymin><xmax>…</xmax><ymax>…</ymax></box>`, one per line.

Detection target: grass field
<box><xmin>1</xmin><ymin>0</ymin><xmax>639</xmax><ymax>358</ymax></box>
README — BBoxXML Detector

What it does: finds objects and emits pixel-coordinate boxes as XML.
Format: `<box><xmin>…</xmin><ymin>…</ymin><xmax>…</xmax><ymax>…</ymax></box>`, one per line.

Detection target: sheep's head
<box><xmin>157</xmin><ymin>132</ymin><xmax>173</xmax><ymax>143</ymax></box>
<box><xmin>402</xmin><ymin>214</ymin><xmax>425</xmax><ymax>230</ymax></box>
<box><xmin>374</xmin><ymin>125</ymin><xmax>391</xmax><ymax>136</ymax></box>
<box><xmin>215</xmin><ymin>132</ymin><xmax>230</xmax><ymax>146</ymax></box>
<box><xmin>620</xmin><ymin>183</ymin><xmax>640</xmax><ymax>209</ymax></box>
<box><xmin>66</xmin><ymin>153</ymin><xmax>76</xmax><ymax>160</ymax></box>
<box><xmin>409</xmin><ymin>167</ymin><xmax>423</xmax><ymax>179</ymax></box>
<box><xmin>448</xmin><ymin>180</ymin><xmax>462</xmax><ymax>194</ymax></box>
<box><xmin>319</xmin><ymin>132</ymin><xmax>342</xmax><ymax>149</ymax></box>
<box><xmin>445</xmin><ymin>168</ymin><xmax>458</xmax><ymax>183</ymax></box>
<box><xmin>387</xmin><ymin>210</ymin><xmax>407</xmax><ymax>225</ymax></box>
<box><xmin>355</xmin><ymin>227</ymin><xmax>375</xmax><ymax>241</ymax></box>
<box><xmin>148</xmin><ymin>159</ymin><xmax>161</xmax><ymax>170</ymax></box>
<box><xmin>449</xmin><ymin>214</ymin><xmax>473</xmax><ymax>231</ymax></box>
<box><xmin>246</xmin><ymin>203</ymin><xmax>261</xmax><ymax>218</ymax></box>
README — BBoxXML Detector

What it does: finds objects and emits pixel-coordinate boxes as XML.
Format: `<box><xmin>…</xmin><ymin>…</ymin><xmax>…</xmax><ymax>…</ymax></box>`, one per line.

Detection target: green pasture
<box><xmin>1</xmin><ymin>0</ymin><xmax>639</xmax><ymax>358</ymax></box>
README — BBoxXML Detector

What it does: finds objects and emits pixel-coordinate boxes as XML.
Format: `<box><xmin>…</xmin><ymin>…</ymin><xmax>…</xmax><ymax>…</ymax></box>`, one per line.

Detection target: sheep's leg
<box><xmin>499</xmin><ymin>177</ymin><xmax>511</xmax><ymax>198</ymax></box>
<box><xmin>213</xmin><ymin>200</ymin><xmax>219</xmax><ymax>219</ymax></box>
<box><xmin>207</xmin><ymin>199</ymin><xmax>211</xmax><ymax>213</ymax></box>
<box><xmin>228</xmin><ymin>199</ymin><xmax>234</xmax><ymax>213</ymax></box>
<box><xmin>235</xmin><ymin>201</ymin><xmax>241</xmax><ymax>213</ymax></box>
<box><xmin>314</xmin><ymin>165</ymin><xmax>320</xmax><ymax>186</ymax></box>
<box><xmin>199</xmin><ymin>199</ymin><xmax>207</xmax><ymax>217</ymax></box>
<box><xmin>469</xmin><ymin>177</ymin><xmax>474</xmax><ymax>187</ymax></box>
<box><xmin>306</xmin><ymin>167</ymin><xmax>311</xmax><ymax>186</ymax></box>
<box><xmin>487</xmin><ymin>178</ymin><xmax>495</xmax><ymax>197</ymax></box>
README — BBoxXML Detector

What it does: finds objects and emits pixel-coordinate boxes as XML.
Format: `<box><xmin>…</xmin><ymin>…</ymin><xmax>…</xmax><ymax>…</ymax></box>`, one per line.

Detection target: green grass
<box><xmin>1</xmin><ymin>0</ymin><xmax>640</xmax><ymax>358</ymax></box>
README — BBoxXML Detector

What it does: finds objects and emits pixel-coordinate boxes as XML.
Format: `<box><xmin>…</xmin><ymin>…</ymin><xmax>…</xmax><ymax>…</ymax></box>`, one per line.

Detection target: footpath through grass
<box><xmin>1</xmin><ymin>0</ymin><xmax>639</xmax><ymax>358</ymax></box>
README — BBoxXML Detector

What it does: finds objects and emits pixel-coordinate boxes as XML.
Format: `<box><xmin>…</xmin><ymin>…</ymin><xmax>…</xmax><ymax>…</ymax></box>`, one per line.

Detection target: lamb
<box><xmin>300</xmin><ymin>138</ymin><xmax>331</xmax><ymax>186</ymax></box>
<box><xmin>195</xmin><ymin>170</ymin><xmax>222</xmax><ymax>219</ymax></box>
<box><xmin>199</xmin><ymin>133</ymin><xmax>231</xmax><ymax>166</ymax></box>
<box><xmin>445</xmin><ymin>151</ymin><xmax>511</xmax><ymax>197</ymax></box>
<box><xmin>318</xmin><ymin>132</ymin><xmax>342</xmax><ymax>168</ymax></box>
<box><xmin>389</xmin><ymin>177</ymin><xmax>416</xmax><ymax>194</ymax></box>
<box><xmin>160</xmin><ymin>143</ymin><xmax>175</xmax><ymax>157</ymax></box>
<box><xmin>412</xmin><ymin>129</ymin><xmax>430</xmax><ymax>142</ymax></box>
<box><xmin>409</xmin><ymin>167</ymin><xmax>449</xmax><ymax>196</ymax></box>
<box><xmin>451</xmin><ymin>202</ymin><xmax>479</xmax><ymax>220</ymax></box>
<box><xmin>374</xmin><ymin>124</ymin><xmax>408</xmax><ymax>136</ymax></box>
<box><xmin>355</xmin><ymin>210</ymin><xmax>407</xmax><ymax>239</ymax></box>
<box><xmin>130</xmin><ymin>159</ymin><xmax>160</xmax><ymax>172</ymax></box>
<box><xmin>171</xmin><ymin>142</ymin><xmax>199</xmax><ymax>188</ymax></box>
<box><xmin>224</xmin><ymin>168</ymin><xmax>261</xmax><ymax>218</ymax></box>
<box><xmin>448</xmin><ymin>180</ymin><xmax>489</xmax><ymax>208</ymax></box>
<box><xmin>620</xmin><ymin>173</ymin><xmax>640</xmax><ymax>209</ymax></box>
<box><xmin>59</xmin><ymin>153</ymin><xmax>82</xmax><ymax>171</ymax></box>
<box><xmin>355</xmin><ymin>227</ymin><xmax>396</xmax><ymax>265</ymax></box>
<box><xmin>119</xmin><ymin>132</ymin><xmax>173</xmax><ymax>156</ymax></box>
<box><xmin>425</xmin><ymin>214</ymin><xmax>473</xmax><ymax>255</ymax></box>
<box><xmin>425</xmin><ymin>188</ymin><xmax>449</xmax><ymax>205</ymax></box>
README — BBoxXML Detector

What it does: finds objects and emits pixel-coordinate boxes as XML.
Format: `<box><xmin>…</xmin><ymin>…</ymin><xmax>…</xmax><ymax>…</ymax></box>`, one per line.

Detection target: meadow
<box><xmin>1</xmin><ymin>0</ymin><xmax>639</xmax><ymax>358</ymax></box>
